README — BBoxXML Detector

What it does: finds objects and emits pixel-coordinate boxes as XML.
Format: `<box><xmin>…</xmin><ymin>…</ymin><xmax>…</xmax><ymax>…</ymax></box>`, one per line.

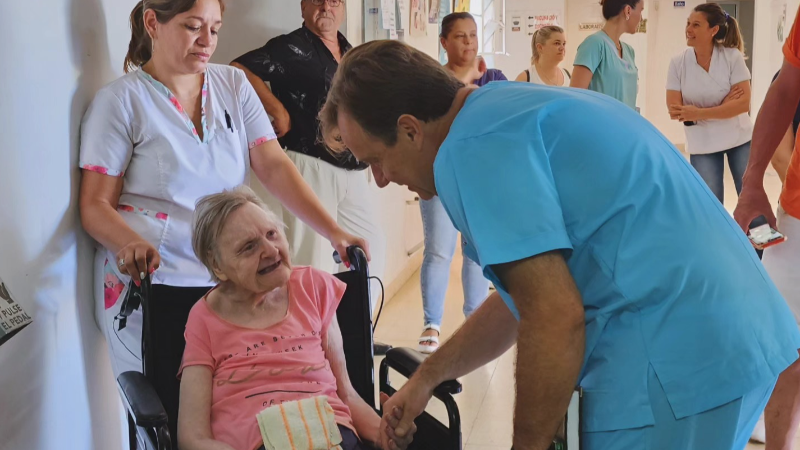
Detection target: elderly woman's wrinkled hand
<box><xmin>379</xmin><ymin>392</ymin><xmax>417</xmax><ymax>450</ymax></box>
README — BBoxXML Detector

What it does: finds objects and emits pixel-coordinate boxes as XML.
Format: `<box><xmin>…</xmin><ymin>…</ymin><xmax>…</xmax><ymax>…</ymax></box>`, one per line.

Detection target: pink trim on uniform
<box><xmin>82</xmin><ymin>164</ymin><xmax>124</xmax><ymax>177</ymax></box>
<box><xmin>117</xmin><ymin>204</ymin><xmax>169</xmax><ymax>221</ymax></box>
<box><xmin>249</xmin><ymin>135</ymin><xmax>277</xmax><ymax>149</ymax></box>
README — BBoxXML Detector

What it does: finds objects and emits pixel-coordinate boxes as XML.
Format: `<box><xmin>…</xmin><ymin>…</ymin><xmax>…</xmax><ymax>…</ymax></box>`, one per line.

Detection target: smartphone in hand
<box><xmin>748</xmin><ymin>224</ymin><xmax>787</xmax><ymax>250</ymax></box>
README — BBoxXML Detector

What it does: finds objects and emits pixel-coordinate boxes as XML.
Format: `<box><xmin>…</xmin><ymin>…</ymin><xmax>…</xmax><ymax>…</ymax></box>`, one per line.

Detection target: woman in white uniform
<box><xmin>78</xmin><ymin>0</ymin><xmax>366</xmax><ymax>439</ymax></box>
<box><xmin>666</xmin><ymin>3</ymin><xmax>752</xmax><ymax>204</ymax></box>
<box><xmin>515</xmin><ymin>26</ymin><xmax>571</xmax><ymax>86</ymax></box>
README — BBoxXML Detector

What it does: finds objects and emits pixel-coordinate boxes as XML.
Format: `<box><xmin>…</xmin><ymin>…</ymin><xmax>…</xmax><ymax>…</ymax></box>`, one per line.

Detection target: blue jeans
<box><xmin>689</xmin><ymin>142</ymin><xmax>751</xmax><ymax>203</ymax></box>
<box><xmin>690</xmin><ymin>141</ymin><xmax>766</xmax><ymax>257</ymax></box>
<box><xmin>420</xmin><ymin>196</ymin><xmax>490</xmax><ymax>327</ymax></box>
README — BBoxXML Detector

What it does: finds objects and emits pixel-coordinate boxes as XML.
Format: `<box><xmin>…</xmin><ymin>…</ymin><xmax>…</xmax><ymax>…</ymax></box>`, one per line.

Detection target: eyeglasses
<box><xmin>309</xmin><ymin>0</ymin><xmax>344</xmax><ymax>6</ymax></box>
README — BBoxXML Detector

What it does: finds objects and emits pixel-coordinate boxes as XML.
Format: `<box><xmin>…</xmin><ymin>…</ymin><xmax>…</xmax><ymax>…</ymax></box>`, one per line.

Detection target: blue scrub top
<box><xmin>434</xmin><ymin>82</ymin><xmax>800</xmax><ymax>433</ymax></box>
<box><xmin>574</xmin><ymin>31</ymin><xmax>639</xmax><ymax>110</ymax></box>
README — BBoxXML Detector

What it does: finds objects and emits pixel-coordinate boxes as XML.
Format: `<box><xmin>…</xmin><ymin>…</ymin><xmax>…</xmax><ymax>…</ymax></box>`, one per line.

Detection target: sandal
<box><xmin>418</xmin><ymin>323</ymin><xmax>441</xmax><ymax>354</ymax></box>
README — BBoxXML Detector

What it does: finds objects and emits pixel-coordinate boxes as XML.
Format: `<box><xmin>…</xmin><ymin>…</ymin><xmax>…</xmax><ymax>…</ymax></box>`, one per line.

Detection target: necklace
<box><xmin>536</xmin><ymin>64</ymin><xmax>562</xmax><ymax>86</ymax></box>
<box><xmin>695</xmin><ymin>50</ymin><xmax>712</xmax><ymax>71</ymax></box>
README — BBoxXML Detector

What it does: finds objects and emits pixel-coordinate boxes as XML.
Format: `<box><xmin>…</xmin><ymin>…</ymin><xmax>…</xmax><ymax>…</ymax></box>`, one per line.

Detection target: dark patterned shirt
<box><xmin>234</xmin><ymin>24</ymin><xmax>366</xmax><ymax>170</ymax></box>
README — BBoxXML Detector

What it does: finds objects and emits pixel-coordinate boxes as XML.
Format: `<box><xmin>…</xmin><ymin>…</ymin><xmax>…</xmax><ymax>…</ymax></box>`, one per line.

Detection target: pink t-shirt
<box><xmin>178</xmin><ymin>267</ymin><xmax>354</xmax><ymax>450</ymax></box>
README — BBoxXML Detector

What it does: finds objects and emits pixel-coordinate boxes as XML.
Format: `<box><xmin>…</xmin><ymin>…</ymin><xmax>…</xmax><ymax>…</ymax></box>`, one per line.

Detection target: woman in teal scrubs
<box><xmin>571</xmin><ymin>0</ymin><xmax>642</xmax><ymax>109</ymax></box>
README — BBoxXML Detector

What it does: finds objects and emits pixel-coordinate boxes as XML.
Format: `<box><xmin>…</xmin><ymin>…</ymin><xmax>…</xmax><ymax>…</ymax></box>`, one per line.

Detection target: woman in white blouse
<box><xmin>666</xmin><ymin>3</ymin><xmax>752</xmax><ymax>204</ymax></box>
<box><xmin>78</xmin><ymin>0</ymin><xmax>366</xmax><ymax>437</ymax></box>
<box><xmin>515</xmin><ymin>25</ymin><xmax>571</xmax><ymax>86</ymax></box>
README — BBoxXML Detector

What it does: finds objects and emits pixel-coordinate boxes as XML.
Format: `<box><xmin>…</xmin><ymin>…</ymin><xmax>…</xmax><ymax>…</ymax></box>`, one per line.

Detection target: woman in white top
<box><xmin>78</xmin><ymin>0</ymin><xmax>366</xmax><ymax>437</ymax></box>
<box><xmin>514</xmin><ymin>25</ymin><xmax>571</xmax><ymax>86</ymax></box>
<box><xmin>666</xmin><ymin>3</ymin><xmax>752</xmax><ymax>204</ymax></box>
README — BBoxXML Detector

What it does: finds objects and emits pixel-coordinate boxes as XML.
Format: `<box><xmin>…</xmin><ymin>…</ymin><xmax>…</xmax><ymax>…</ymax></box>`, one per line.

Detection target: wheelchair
<box><xmin>115</xmin><ymin>246</ymin><xmax>580</xmax><ymax>450</ymax></box>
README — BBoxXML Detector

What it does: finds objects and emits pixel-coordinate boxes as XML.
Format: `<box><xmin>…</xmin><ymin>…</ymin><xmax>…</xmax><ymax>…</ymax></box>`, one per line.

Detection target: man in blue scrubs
<box><xmin>320</xmin><ymin>40</ymin><xmax>800</xmax><ymax>450</ymax></box>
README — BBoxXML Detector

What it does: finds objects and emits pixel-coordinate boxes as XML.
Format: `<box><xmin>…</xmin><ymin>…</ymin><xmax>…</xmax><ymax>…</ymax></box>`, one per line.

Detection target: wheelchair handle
<box><xmin>332</xmin><ymin>246</ymin><xmax>368</xmax><ymax>272</ymax></box>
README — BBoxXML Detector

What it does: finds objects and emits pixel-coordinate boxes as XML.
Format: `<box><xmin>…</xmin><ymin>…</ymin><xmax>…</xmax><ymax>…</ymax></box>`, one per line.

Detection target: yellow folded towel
<box><xmin>257</xmin><ymin>396</ymin><xmax>344</xmax><ymax>450</ymax></box>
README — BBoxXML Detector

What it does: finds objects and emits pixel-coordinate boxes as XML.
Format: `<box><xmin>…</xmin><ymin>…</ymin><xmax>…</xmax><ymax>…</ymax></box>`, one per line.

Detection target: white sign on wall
<box><xmin>527</xmin><ymin>12</ymin><xmax>562</xmax><ymax>36</ymax></box>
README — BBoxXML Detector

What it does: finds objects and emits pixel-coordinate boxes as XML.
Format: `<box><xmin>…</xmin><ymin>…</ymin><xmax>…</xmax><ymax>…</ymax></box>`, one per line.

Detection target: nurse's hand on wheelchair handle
<box><xmin>116</xmin><ymin>239</ymin><xmax>161</xmax><ymax>287</ymax></box>
<box><xmin>379</xmin><ymin>392</ymin><xmax>417</xmax><ymax>450</ymax></box>
<box><xmin>328</xmin><ymin>229</ymin><xmax>370</xmax><ymax>267</ymax></box>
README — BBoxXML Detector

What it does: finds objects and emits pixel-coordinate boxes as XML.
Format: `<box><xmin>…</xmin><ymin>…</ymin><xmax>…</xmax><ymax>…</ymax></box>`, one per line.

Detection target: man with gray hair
<box><xmin>231</xmin><ymin>0</ymin><xmax>386</xmax><ymax>314</ymax></box>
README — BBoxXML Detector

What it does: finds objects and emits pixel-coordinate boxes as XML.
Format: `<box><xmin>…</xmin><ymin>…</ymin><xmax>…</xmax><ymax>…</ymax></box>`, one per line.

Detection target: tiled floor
<box><xmin>373</xmin><ymin>159</ymin><xmax>789</xmax><ymax>449</ymax></box>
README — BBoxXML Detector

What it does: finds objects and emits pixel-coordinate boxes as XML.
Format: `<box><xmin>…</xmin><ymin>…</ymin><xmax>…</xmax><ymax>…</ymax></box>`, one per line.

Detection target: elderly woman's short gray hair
<box><xmin>192</xmin><ymin>186</ymin><xmax>285</xmax><ymax>282</ymax></box>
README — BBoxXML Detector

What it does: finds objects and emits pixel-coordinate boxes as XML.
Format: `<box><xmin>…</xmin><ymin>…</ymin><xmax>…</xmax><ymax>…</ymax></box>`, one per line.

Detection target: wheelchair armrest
<box><xmin>117</xmin><ymin>371</ymin><xmax>169</xmax><ymax>429</ymax></box>
<box><xmin>384</xmin><ymin>347</ymin><xmax>462</xmax><ymax>395</ymax></box>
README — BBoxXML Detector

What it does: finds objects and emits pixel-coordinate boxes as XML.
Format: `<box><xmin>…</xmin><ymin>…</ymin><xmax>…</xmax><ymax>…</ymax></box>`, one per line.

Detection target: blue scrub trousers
<box><xmin>582</xmin><ymin>367</ymin><xmax>776</xmax><ymax>450</ymax></box>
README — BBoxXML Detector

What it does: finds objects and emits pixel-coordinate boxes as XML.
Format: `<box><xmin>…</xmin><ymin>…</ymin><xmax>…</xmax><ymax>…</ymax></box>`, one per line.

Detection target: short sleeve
<box><xmin>435</xmin><ymin>133</ymin><xmax>573</xmax><ymax>270</ymax></box>
<box><xmin>235</xmin><ymin>69</ymin><xmax>277</xmax><ymax>150</ymax></box>
<box><xmin>666</xmin><ymin>56</ymin><xmax>682</xmax><ymax>91</ymax></box>
<box><xmin>728</xmin><ymin>49</ymin><xmax>751</xmax><ymax>85</ymax></box>
<box><xmin>178</xmin><ymin>306</ymin><xmax>215</xmax><ymax>377</ymax></box>
<box><xmin>785</xmin><ymin>5</ymin><xmax>800</xmax><ymax>68</ymax></box>
<box><xmin>309</xmin><ymin>268</ymin><xmax>347</xmax><ymax>335</ymax></box>
<box><xmin>493</xmin><ymin>70</ymin><xmax>508</xmax><ymax>81</ymax></box>
<box><xmin>233</xmin><ymin>41</ymin><xmax>281</xmax><ymax>83</ymax></box>
<box><xmin>79</xmin><ymin>88</ymin><xmax>133</xmax><ymax>177</ymax></box>
<box><xmin>574</xmin><ymin>35</ymin><xmax>604</xmax><ymax>73</ymax></box>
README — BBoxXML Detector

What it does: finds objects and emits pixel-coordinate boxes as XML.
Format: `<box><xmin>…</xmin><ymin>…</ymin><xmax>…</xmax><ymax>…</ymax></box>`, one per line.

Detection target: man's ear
<box><xmin>397</xmin><ymin>114</ymin><xmax>423</xmax><ymax>144</ymax></box>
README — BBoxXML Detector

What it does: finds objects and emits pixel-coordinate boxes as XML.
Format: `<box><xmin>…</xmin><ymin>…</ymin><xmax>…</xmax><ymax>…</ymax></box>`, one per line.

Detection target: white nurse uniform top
<box><xmin>79</xmin><ymin>64</ymin><xmax>276</xmax><ymax>376</ymax></box>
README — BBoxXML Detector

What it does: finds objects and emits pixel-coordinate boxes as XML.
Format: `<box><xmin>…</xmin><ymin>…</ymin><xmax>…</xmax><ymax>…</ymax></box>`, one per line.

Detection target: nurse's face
<box><xmin>337</xmin><ymin>110</ymin><xmax>438</xmax><ymax>200</ymax></box>
<box><xmin>213</xmin><ymin>203</ymin><xmax>292</xmax><ymax>294</ymax></box>
<box><xmin>147</xmin><ymin>0</ymin><xmax>222</xmax><ymax>75</ymax></box>
<box><xmin>441</xmin><ymin>19</ymin><xmax>479</xmax><ymax>66</ymax></box>
<box><xmin>685</xmin><ymin>12</ymin><xmax>718</xmax><ymax>48</ymax></box>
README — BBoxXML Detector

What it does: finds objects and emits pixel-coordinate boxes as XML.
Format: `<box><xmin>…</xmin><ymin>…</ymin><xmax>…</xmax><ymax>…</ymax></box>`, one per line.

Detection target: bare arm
<box><xmin>378</xmin><ymin>292</ymin><xmax>518</xmax><ymax>448</ymax></box>
<box><xmin>416</xmin><ymin>292</ymin><xmax>518</xmax><ymax>382</ymax></box>
<box><xmin>324</xmin><ymin>317</ymin><xmax>382</xmax><ymax>447</ymax></box>
<box><xmin>666</xmin><ymin>90</ymin><xmax>684</xmax><ymax>120</ymax></box>
<box><xmin>735</xmin><ymin>60</ymin><xmax>800</xmax><ymax>229</ymax></box>
<box><xmin>79</xmin><ymin>171</ymin><xmax>160</xmax><ymax>282</ymax></box>
<box><xmin>232</xmin><ymin>62</ymin><xmax>291</xmax><ymax>138</ymax></box>
<box><xmin>569</xmin><ymin>66</ymin><xmax>593</xmax><ymax>89</ymax></box>
<box><xmin>515</xmin><ymin>71</ymin><xmax>528</xmax><ymax>82</ymax></box>
<box><xmin>772</xmin><ymin>126</ymin><xmax>795</xmax><ymax>184</ymax></box>
<box><xmin>493</xmin><ymin>251</ymin><xmax>585</xmax><ymax>450</ymax></box>
<box><xmin>177</xmin><ymin>366</ymin><xmax>237</xmax><ymax>450</ymax></box>
<box><xmin>695</xmin><ymin>81</ymin><xmax>751</xmax><ymax>120</ymax></box>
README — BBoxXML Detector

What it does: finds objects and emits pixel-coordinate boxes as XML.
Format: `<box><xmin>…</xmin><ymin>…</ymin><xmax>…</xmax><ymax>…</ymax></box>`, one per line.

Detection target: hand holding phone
<box><xmin>748</xmin><ymin>224</ymin><xmax>787</xmax><ymax>250</ymax></box>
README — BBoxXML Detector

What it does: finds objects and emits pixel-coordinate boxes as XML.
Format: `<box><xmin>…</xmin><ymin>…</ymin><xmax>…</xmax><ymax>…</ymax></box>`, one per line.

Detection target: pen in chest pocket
<box><xmin>224</xmin><ymin>110</ymin><xmax>233</xmax><ymax>132</ymax></box>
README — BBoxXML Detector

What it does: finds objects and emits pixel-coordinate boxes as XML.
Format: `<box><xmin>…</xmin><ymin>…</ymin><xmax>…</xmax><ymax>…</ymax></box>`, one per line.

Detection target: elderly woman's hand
<box><xmin>328</xmin><ymin>229</ymin><xmax>371</xmax><ymax>266</ymax></box>
<box><xmin>379</xmin><ymin>393</ymin><xmax>417</xmax><ymax>450</ymax></box>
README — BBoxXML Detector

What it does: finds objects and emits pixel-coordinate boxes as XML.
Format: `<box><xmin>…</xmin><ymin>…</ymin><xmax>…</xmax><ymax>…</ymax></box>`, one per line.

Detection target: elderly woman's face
<box><xmin>213</xmin><ymin>203</ymin><xmax>291</xmax><ymax>292</ymax></box>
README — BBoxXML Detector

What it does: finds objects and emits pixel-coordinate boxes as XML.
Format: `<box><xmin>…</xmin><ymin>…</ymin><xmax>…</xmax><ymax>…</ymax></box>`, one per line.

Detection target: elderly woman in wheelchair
<box><xmin>177</xmin><ymin>186</ymin><xmax>415</xmax><ymax>450</ymax></box>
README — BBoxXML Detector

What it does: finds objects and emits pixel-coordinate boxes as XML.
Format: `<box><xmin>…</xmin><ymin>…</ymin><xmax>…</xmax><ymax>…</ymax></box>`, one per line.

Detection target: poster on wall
<box><xmin>397</xmin><ymin>0</ymin><xmax>409</xmax><ymax>31</ymax></box>
<box><xmin>429</xmin><ymin>0</ymin><xmax>441</xmax><ymax>24</ymax></box>
<box><xmin>0</xmin><ymin>277</ymin><xmax>33</xmax><ymax>347</ymax></box>
<box><xmin>454</xmin><ymin>0</ymin><xmax>469</xmax><ymax>13</ymax></box>
<box><xmin>410</xmin><ymin>0</ymin><xmax>428</xmax><ymax>37</ymax></box>
<box><xmin>381</xmin><ymin>0</ymin><xmax>397</xmax><ymax>29</ymax></box>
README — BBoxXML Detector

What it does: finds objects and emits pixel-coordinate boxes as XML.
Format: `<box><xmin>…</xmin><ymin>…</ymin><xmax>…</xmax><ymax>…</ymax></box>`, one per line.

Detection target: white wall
<box><xmin>0</xmin><ymin>2</ymin><xmax>433</xmax><ymax>449</ymax></box>
<box><xmin>0</xmin><ymin>0</ymin><xmax>138</xmax><ymax>449</ymax></box>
